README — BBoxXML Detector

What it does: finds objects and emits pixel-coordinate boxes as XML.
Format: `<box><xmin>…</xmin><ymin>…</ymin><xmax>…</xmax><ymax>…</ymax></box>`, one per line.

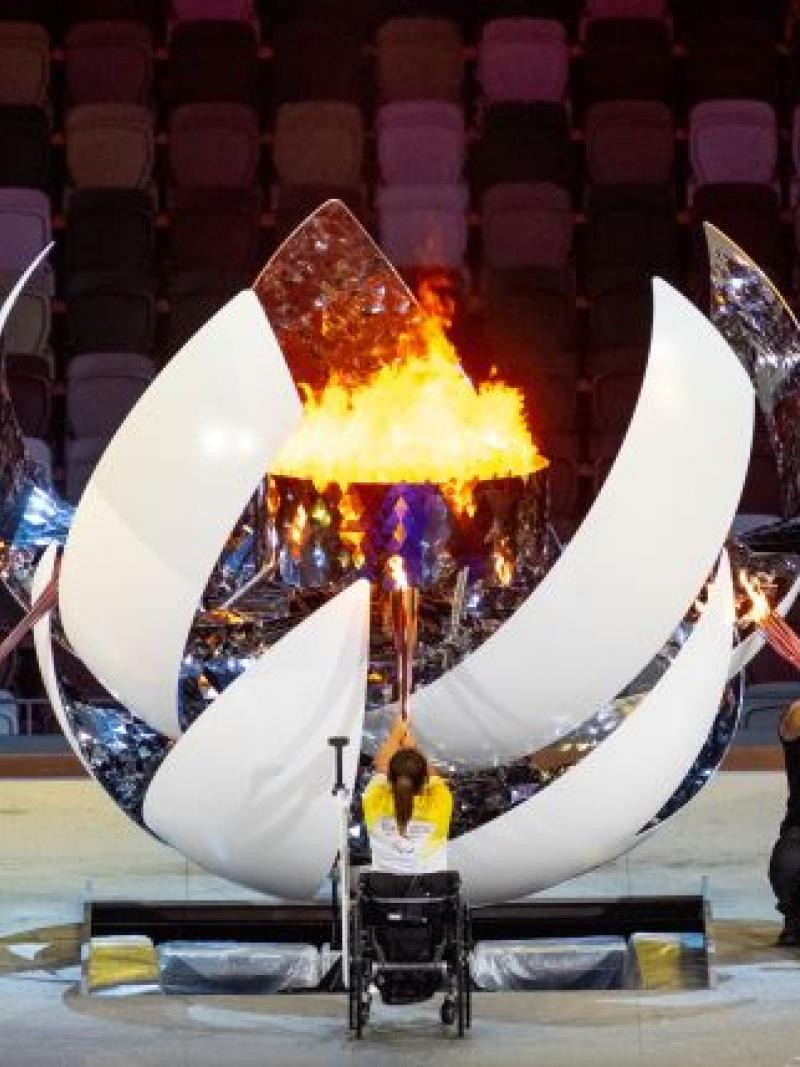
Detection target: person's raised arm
<box><xmin>374</xmin><ymin>714</ymin><xmax>414</xmax><ymax>774</ymax></box>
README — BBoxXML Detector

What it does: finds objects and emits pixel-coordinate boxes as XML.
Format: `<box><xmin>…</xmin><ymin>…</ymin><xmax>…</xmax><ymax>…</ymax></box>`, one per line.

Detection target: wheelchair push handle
<box><xmin>328</xmin><ymin>735</ymin><xmax>349</xmax><ymax>795</ymax></box>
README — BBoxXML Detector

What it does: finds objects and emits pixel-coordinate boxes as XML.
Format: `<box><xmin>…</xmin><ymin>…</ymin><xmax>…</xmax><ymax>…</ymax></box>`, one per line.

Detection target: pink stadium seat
<box><xmin>0</xmin><ymin>188</ymin><xmax>51</xmax><ymax>280</ymax></box>
<box><xmin>65</xmin><ymin>103</ymin><xmax>154</xmax><ymax>189</ymax></box>
<box><xmin>65</xmin><ymin>20</ymin><xmax>153</xmax><ymax>105</ymax></box>
<box><xmin>482</xmin><ymin>182</ymin><xmax>573</xmax><ymax>270</ymax></box>
<box><xmin>272</xmin><ymin>103</ymin><xmax>363</xmax><ymax>189</ymax></box>
<box><xmin>377</xmin><ymin>101</ymin><xmax>464</xmax><ymax>184</ymax></box>
<box><xmin>169</xmin><ymin>1</ymin><xmax>257</xmax><ymax>25</ymax></box>
<box><xmin>0</xmin><ymin>21</ymin><xmax>49</xmax><ymax>107</ymax></box>
<box><xmin>66</xmin><ymin>351</ymin><xmax>155</xmax><ymax>438</ymax></box>
<box><xmin>688</xmin><ymin>100</ymin><xmax>778</xmax><ymax>196</ymax></box>
<box><xmin>169</xmin><ymin>103</ymin><xmax>259</xmax><ymax>188</ymax></box>
<box><xmin>585</xmin><ymin>101</ymin><xmax>674</xmax><ymax>184</ymax></box>
<box><xmin>377</xmin><ymin>183</ymin><xmax>468</xmax><ymax>269</ymax></box>
<box><xmin>581</xmin><ymin>0</ymin><xmax>669</xmax><ymax>35</ymax></box>
<box><xmin>376</xmin><ymin>18</ymin><xmax>463</xmax><ymax>103</ymax></box>
<box><xmin>65</xmin><ymin>435</ymin><xmax>108</xmax><ymax>503</ymax></box>
<box><xmin>477</xmin><ymin>18</ymin><xmax>569</xmax><ymax>103</ymax></box>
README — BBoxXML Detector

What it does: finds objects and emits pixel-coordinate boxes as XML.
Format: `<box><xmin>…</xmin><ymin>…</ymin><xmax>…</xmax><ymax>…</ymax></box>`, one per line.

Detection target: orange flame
<box><xmin>288</xmin><ymin>503</ymin><xmax>307</xmax><ymax>559</ymax></box>
<box><xmin>272</xmin><ymin>276</ymin><xmax>547</xmax><ymax>504</ymax></box>
<box><xmin>387</xmin><ymin>554</ymin><xmax>409</xmax><ymax>591</ymax></box>
<box><xmin>739</xmin><ymin>569</ymin><xmax>772</xmax><ymax>626</ymax></box>
<box><xmin>493</xmin><ymin>544</ymin><xmax>514</xmax><ymax>587</ymax></box>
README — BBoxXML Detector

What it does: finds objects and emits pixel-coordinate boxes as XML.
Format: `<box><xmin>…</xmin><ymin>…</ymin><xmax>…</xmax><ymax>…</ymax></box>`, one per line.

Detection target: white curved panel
<box><xmin>451</xmin><ymin>551</ymin><xmax>735</xmax><ymax>905</ymax></box>
<box><xmin>58</xmin><ymin>292</ymin><xmax>301</xmax><ymax>738</ymax></box>
<box><xmin>0</xmin><ymin>245</ymin><xmax>52</xmax><ymax>340</ymax></box>
<box><xmin>31</xmin><ymin>544</ymin><xmax>92</xmax><ymax>776</ymax></box>
<box><xmin>408</xmin><ymin>280</ymin><xmax>752</xmax><ymax>764</ymax></box>
<box><xmin>141</xmin><ymin>579</ymin><xmax>371</xmax><ymax>900</ymax></box>
<box><xmin>728</xmin><ymin>573</ymin><xmax>800</xmax><ymax>679</ymax></box>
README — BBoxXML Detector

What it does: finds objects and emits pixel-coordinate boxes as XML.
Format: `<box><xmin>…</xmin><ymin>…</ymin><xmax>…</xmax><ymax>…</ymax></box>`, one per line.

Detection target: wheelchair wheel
<box><xmin>350</xmin><ymin>960</ymin><xmax>366</xmax><ymax>1039</ymax></box>
<box><xmin>440</xmin><ymin>998</ymin><xmax>456</xmax><ymax>1026</ymax></box>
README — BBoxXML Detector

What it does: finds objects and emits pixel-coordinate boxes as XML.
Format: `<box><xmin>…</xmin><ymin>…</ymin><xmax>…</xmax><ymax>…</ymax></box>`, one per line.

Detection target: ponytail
<box><xmin>392</xmin><ymin>774</ymin><xmax>415</xmax><ymax>835</ymax></box>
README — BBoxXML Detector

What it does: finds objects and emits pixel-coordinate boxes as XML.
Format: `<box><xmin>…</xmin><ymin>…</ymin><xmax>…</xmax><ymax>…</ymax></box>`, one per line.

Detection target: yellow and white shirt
<box><xmin>362</xmin><ymin>772</ymin><xmax>453</xmax><ymax>875</ymax></box>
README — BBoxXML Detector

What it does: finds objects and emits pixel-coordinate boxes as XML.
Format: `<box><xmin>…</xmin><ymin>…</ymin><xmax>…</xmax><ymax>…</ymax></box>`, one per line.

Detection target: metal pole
<box><xmin>328</xmin><ymin>736</ymin><xmax>350</xmax><ymax>989</ymax></box>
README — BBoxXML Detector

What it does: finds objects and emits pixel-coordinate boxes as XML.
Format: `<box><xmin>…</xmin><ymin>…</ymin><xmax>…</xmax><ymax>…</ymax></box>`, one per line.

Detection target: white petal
<box><xmin>142</xmin><ymin>579</ymin><xmax>371</xmax><ymax>900</ymax></box>
<box><xmin>451</xmin><ymin>550</ymin><xmax>735</xmax><ymax>904</ymax></box>
<box><xmin>409</xmin><ymin>280</ymin><xmax>753</xmax><ymax>764</ymax></box>
<box><xmin>58</xmin><ymin>292</ymin><xmax>301</xmax><ymax>737</ymax></box>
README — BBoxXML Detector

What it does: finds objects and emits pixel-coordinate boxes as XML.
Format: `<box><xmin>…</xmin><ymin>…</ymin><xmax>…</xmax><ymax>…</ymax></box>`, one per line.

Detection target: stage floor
<box><xmin>1</xmin><ymin>772</ymin><xmax>799</xmax><ymax>1066</ymax></box>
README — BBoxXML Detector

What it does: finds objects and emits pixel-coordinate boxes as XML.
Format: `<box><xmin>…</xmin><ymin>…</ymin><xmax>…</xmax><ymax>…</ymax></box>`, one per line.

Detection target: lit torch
<box><xmin>387</xmin><ymin>555</ymin><xmax>419</xmax><ymax>723</ymax></box>
<box><xmin>739</xmin><ymin>569</ymin><xmax>800</xmax><ymax>671</ymax></box>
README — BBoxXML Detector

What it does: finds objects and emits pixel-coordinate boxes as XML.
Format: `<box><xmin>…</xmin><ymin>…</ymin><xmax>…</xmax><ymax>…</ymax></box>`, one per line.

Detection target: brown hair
<box><xmin>388</xmin><ymin>748</ymin><xmax>428</xmax><ymax>835</ymax></box>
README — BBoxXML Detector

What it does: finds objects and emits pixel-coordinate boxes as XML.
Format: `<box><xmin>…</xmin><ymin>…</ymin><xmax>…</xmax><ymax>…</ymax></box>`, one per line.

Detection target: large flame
<box><xmin>272</xmin><ymin>277</ymin><xmax>547</xmax><ymax>500</ymax></box>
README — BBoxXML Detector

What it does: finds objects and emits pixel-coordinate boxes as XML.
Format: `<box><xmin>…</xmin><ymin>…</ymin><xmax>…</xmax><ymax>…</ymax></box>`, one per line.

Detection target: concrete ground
<box><xmin>1</xmin><ymin>772</ymin><xmax>800</xmax><ymax>1066</ymax></box>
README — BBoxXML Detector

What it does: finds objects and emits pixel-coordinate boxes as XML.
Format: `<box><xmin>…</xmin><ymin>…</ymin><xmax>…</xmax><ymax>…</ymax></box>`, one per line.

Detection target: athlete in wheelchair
<box><xmin>348</xmin><ymin>714</ymin><xmax>472</xmax><ymax>1037</ymax></box>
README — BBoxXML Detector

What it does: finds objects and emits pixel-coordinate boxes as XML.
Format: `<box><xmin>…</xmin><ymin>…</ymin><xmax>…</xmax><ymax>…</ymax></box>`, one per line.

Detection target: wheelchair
<box><xmin>347</xmin><ymin>870</ymin><xmax>472</xmax><ymax>1038</ymax></box>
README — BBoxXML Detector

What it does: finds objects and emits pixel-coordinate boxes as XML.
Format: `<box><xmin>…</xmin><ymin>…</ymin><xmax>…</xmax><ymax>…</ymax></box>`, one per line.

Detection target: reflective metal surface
<box><xmin>181</xmin><ymin>472</ymin><xmax>551</xmax><ymax>732</ymax></box>
<box><xmin>254</xmin><ymin>200</ymin><xmax>423</xmax><ymax>390</ymax></box>
<box><xmin>706</xmin><ymin>223</ymin><xmax>800</xmax><ymax>518</ymax></box>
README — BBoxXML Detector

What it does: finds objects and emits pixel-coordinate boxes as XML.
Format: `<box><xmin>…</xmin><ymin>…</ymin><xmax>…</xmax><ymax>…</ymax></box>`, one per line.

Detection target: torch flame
<box><xmin>273</xmin><ymin>276</ymin><xmax>547</xmax><ymax>505</ymax></box>
<box><xmin>739</xmin><ymin>568</ymin><xmax>771</xmax><ymax>626</ymax></box>
<box><xmin>387</xmin><ymin>554</ymin><xmax>409</xmax><ymax>591</ymax></box>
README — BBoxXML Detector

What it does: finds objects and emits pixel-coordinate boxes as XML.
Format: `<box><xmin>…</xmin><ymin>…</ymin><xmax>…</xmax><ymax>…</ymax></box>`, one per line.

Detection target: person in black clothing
<box><xmin>769</xmin><ymin>700</ymin><xmax>800</xmax><ymax>946</ymax></box>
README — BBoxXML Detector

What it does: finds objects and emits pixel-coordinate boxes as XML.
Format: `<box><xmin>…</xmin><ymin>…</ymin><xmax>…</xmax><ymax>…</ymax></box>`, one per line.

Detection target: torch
<box><xmin>387</xmin><ymin>555</ymin><xmax>419</xmax><ymax>723</ymax></box>
<box><xmin>739</xmin><ymin>569</ymin><xmax>800</xmax><ymax>672</ymax></box>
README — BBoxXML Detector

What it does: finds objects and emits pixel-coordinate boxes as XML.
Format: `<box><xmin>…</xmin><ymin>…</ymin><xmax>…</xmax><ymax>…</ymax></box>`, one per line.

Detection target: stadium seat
<box><xmin>0</xmin><ymin>105</ymin><xmax>49</xmax><ymax>188</ymax></box>
<box><xmin>167</xmin><ymin>20</ymin><xmax>258</xmax><ymax>106</ymax></box>
<box><xmin>65</xmin><ymin>20</ymin><xmax>153</xmax><ymax>105</ymax></box>
<box><xmin>0</xmin><ymin>272</ymin><xmax>50</xmax><ymax>352</ymax></box>
<box><xmin>273</xmin><ymin>102</ymin><xmax>363</xmax><ymax>189</ymax></box>
<box><xmin>168</xmin><ymin>103</ymin><xmax>259</xmax><ymax>188</ymax></box>
<box><xmin>377</xmin><ymin>182</ymin><xmax>468</xmax><ymax>269</ymax></box>
<box><xmin>376</xmin><ymin>17</ymin><xmax>463</xmax><ymax>103</ymax></box>
<box><xmin>0</xmin><ymin>188</ymin><xmax>51</xmax><ymax>277</ymax></box>
<box><xmin>66</xmin><ymin>351</ymin><xmax>155</xmax><ymax>437</ymax></box>
<box><xmin>5</xmin><ymin>351</ymin><xmax>52</xmax><ymax>436</ymax></box>
<box><xmin>270</xmin><ymin>20</ymin><xmax>363</xmax><ymax>105</ymax></box>
<box><xmin>65</xmin><ymin>103</ymin><xmax>155</xmax><ymax>189</ymax></box>
<box><xmin>65</xmin><ymin>269</ymin><xmax>156</xmax><ymax>354</ymax></box>
<box><xmin>0</xmin><ymin>21</ymin><xmax>49</xmax><ymax>107</ymax></box>
<box><xmin>377</xmin><ymin>101</ymin><xmax>464</xmax><ymax>185</ymax></box>
<box><xmin>482</xmin><ymin>182</ymin><xmax>573</xmax><ymax>269</ymax></box>
<box><xmin>590</xmin><ymin>369</ymin><xmax>644</xmax><ymax>434</ymax></box>
<box><xmin>64</xmin><ymin>435</ymin><xmax>108</xmax><ymax>503</ymax></box>
<box><xmin>166</xmin><ymin>186</ymin><xmax>262</xmax><ymax>273</ymax></box>
<box><xmin>474</xmin><ymin>102</ymin><xmax>571</xmax><ymax>191</ymax></box>
<box><xmin>687</xmin><ymin>19</ymin><xmax>779</xmax><ymax>104</ymax></box>
<box><xmin>23</xmin><ymin>434</ymin><xmax>52</xmax><ymax>486</ymax></box>
<box><xmin>483</xmin><ymin>266</ymin><xmax>578</xmax><ymax>376</ymax></box>
<box><xmin>586</xmin><ymin>270</ymin><xmax>652</xmax><ymax>354</ymax></box>
<box><xmin>584</xmin><ymin>101</ymin><xmax>674</xmax><ymax>184</ymax></box>
<box><xmin>477</xmin><ymin>18</ymin><xmax>569</xmax><ymax>103</ymax></box>
<box><xmin>688</xmin><ymin>100</ymin><xmax>778</xmax><ymax>198</ymax></box>
<box><xmin>582</xmin><ymin>17</ymin><xmax>672</xmax><ymax>102</ymax></box>
<box><xmin>165</xmin><ymin>268</ymin><xmax>245</xmax><ymax>355</ymax></box>
<box><xmin>65</xmin><ymin>187</ymin><xmax>154</xmax><ymax>273</ymax></box>
<box><xmin>584</xmin><ymin>183</ymin><xmax>679</xmax><ymax>289</ymax></box>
